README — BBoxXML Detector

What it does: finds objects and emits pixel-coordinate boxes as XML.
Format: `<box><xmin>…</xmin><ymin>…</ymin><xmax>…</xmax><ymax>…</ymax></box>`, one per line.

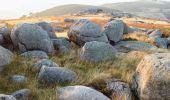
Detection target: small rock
<box><xmin>154</xmin><ymin>38</ymin><xmax>168</xmax><ymax>49</ymax></box>
<box><xmin>0</xmin><ymin>94</ymin><xmax>16</xmax><ymax>100</ymax></box>
<box><xmin>11</xmin><ymin>75</ymin><xmax>27</xmax><ymax>83</ymax></box>
<box><xmin>33</xmin><ymin>59</ymin><xmax>59</xmax><ymax>72</ymax></box>
<box><xmin>0</xmin><ymin>46</ymin><xmax>13</xmax><ymax>68</ymax></box>
<box><xmin>54</xmin><ymin>26</ymin><xmax>64</xmax><ymax>32</ymax></box>
<box><xmin>52</xmin><ymin>38</ymin><xmax>71</xmax><ymax>49</ymax></box>
<box><xmin>149</xmin><ymin>29</ymin><xmax>162</xmax><ymax>38</ymax></box>
<box><xmin>80</xmin><ymin>41</ymin><xmax>117</xmax><ymax>62</ymax></box>
<box><xmin>38</xmin><ymin>66</ymin><xmax>77</xmax><ymax>84</ymax></box>
<box><xmin>114</xmin><ymin>41</ymin><xmax>157</xmax><ymax>53</ymax></box>
<box><xmin>64</xmin><ymin>18</ymin><xmax>75</xmax><ymax>23</ymax></box>
<box><xmin>57</xmin><ymin>85</ymin><xmax>110</xmax><ymax>100</ymax></box>
<box><xmin>0</xmin><ymin>34</ymin><xmax>4</xmax><ymax>44</ymax></box>
<box><xmin>12</xmin><ymin>89</ymin><xmax>31</xmax><ymax>100</ymax></box>
<box><xmin>21</xmin><ymin>51</ymin><xmax>48</xmax><ymax>59</ymax></box>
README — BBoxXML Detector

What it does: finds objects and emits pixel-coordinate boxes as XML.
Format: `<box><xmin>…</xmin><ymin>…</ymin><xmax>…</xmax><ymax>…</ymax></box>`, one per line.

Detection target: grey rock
<box><xmin>68</xmin><ymin>19</ymin><xmax>108</xmax><ymax>46</ymax></box>
<box><xmin>36</xmin><ymin>22</ymin><xmax>57</xmax><ymax>39</ymax></box>
<box><xmin>21</xmin><ymin>51</ymin><xmax>48</xmax><ymax>59</ymax></box>
<box><xmin>0</xmin><ymin>26</ymin><xmax>11</xmax><ymax>42</ymax></box>
<box><xmin>102</xmin><ymin>20</ymin><xmax>124</xmax><ymax>42</ymax></box>
<box><xmin>0</xmin><ymin>46</ymin><xmax>13</xmax><ymax>67</ymax></box>
<box><xmin>11</xmin><ymin>75</ymin><xmax>27</xmax><ymax>83</ymax></box>
<box><xmin>106</xmin><ymin>78</ymin><xmax>132</xmax><ymax>100</ymax></box>
<box><xmin>64</xmin><ymin>18</ymin><xmax>75</xmax><ymax>23</ymax></box>
<box><xmin>0</xmin><ymin>94</ymin><xmax>16</xmax><ymax>100</ymax></box>
<box><xmin>149</xmin><ymin>29</ymin><xmax>162</xmax><ymax>38</ymax></box>
<box><xmin>12</xmin><ymin>89</ymin><xmax>31</xmax><ymax>100</ymax></box>
<box><xmin>80</xmin><ymin>41</ymin><xmax>117</xmax><ymax>62</ymax></box>
<box><xmin>114</xmin><ymin>41</ymin><xmax>157</xmax><ymax>53</ymax></box>
<box><xmin>38</xmin><ymin>66</ymin><xmax>77</xmax><ymax>84</ymax></box>
<box><xmin>33</xmin><ymin>59</ymin><xmax>59</xmax><ymax>72</ymax></box>
<box><xmin>57</xmin><ymin>85</ymin><xmax>110</xmax><ymax>100</ymax></box>
<box><xmin>11</xmin><ymin>23</ymin><xmax>54</xmax><ymax>53</ymax></box>
<box><xmin>154</xmin><ymin>38</ymin><xmax>168</xmax><ymax>49</ymax></box>
<box><xmin>128</xmin><ymin>27</ymin><xmax>147</xmax><ymax>33</ymax></box>
<box><xmin>52</xmin><ymin>38</ymin><xmax>71</xmax><ymax>49</ymax></box>
<box><xmin>58</xmin><ymin>46</ymin><xmax>70</xmax><ymax>55</ymax></box>
<box><xmin>132</xmin><ymin>53</ymin><xmax>170</xmax><ymax>100</ymax></box>
<box><xmin>0</xmin><ymin>34</ymin><xmax>4</xmax><ymax>44</ymax></box>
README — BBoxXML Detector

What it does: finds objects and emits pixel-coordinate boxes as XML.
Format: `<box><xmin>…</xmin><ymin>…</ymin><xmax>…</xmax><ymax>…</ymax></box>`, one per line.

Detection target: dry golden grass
<box><xmin>123</xmin><ymin>32</ymin><xmax>156</xmax><ymax>45</ymax></box>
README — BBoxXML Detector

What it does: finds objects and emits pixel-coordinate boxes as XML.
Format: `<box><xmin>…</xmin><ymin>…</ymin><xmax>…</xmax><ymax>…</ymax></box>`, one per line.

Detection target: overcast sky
<box><xmin>0</xmin><ymin>0</ymin><xmax>168</xmax><ymax>19</ymax></box>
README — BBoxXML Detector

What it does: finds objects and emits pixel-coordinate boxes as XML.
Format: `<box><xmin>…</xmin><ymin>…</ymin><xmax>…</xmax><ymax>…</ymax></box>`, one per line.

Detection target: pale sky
<box><xmin>0</xmin><ymin>0</ymin><xmax>168</xmax><ymax>19</ymax></box>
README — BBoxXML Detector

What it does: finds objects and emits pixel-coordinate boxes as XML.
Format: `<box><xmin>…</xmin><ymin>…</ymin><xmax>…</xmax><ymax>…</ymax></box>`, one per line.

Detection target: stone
<box><xmin>33</xmin><ymin>59</ymin><xmax>59</xmax><ymax>72</ymax></box>
<box><xmin>38</xmin><ymin>66</ymin><xmax>77</xmax><ymax>84</ymax></box>
<box><xmin>0</xmin><ymin>34</ymin><xmax>4</xmax><ymax>44</ymax></box>
<box><xmin>57</xmin><ymin>85</ymin><xmax>110</xmax><ymax>100</ymax></box>
<box><xmin>149</xmin><ymin>29</ymin><xmax>162</xmax><ymax>38</ymax></box>
<box><xmin>0</xmin><ymin>94</ymin><xmax>16</xmax><ymax>100</ymax></box>
<box><xmin>102</xmin><ymin>20</ymin><xmax>124</xmax><ymax>43</ymax></box>
<box><xmin>68</xmin><ymin>19</ymin><xmax>108</xmax><ymax>46</ymax></box>
<box><xmin>52</xmin><ymin>38</ymin><xmax>71</xmax><ymax>49</ymax></box>
<box><xmin>0</xmin><ymin>46</ymin><xmax>13</xmax><ymax>68</ymax></box>
<box><xmin>11</xmin><ymin>75</ymin><xmax>27</xmax><ymax>83</ymax></box>
<box><xmin>154</xmin><ymin>38</ymin><xmax>168</xmax><ymax>49</ymax></box>
<box><xmin>132</xmin><ymin>53</ymin><xmax>170</xmax><ymax>100</ymax></box>
<box><xmin>114</xmin><ymin>41</ymin><xmax>157</xmax><ymax>53</ymax></box>
<box><xmin>21</xmin><ymin>51</ymin><xmax>48</xmax><ymax>59</ymax></box>
<box><xmin>36</xmin><ymin>22</ymin><xmax>57</xmax><ymax>39</ymax></box>
<box><xmin>64</xmin><ymin>18</ymin><xmax>75</xmax><ymax>23</ymax></box>
<box><xmin>80</xmin><ymin>41</ymin><xmax>117</xmax><ymax>62</ymax></box>
<box><xmin>12</xmin><ymin>89</ymin><xmax>31</xmax><ymax>100</ymax></box>
<box><xmin>11</xmin><ymin>23</ymin><xmax>54</xmax><ymax>53</ymax></box>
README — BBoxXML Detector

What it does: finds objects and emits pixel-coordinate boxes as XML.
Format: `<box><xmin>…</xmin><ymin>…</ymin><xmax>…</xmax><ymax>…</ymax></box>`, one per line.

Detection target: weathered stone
<box><xmin>21</xmin><ymin>51</ymin><xmax>48</xmax><ymax>59</ymax></box>
<box><xmin>11</xmin><ymin>23</ymin><xmax>54</xmax><ymax>53</ymax></box>
<box><xmin>80</xmin><ymin>41</ymin><xmax>117</xmax><ymax>62</ymax></box>
<box><xmin>0</xmin><ymin>94</ymin><xmax>16</xmax><ymax>100</ymax></box>
<box><xmin>33</xmin><ymin>59</ymin><xmax>59</xmax><ymax>72</ymax></box>
<box><xmin>11</xmin><ymin>75</ymin><xmax>27</xmax><ymax>83</ymax></box>
<box><xmin>57</xmin><ymin>85</ymin><xmax>110</xmax><ymax>100</ymax></box>
<box><xmin>38</xmin><ymin>66</ymin><xmax>77</xmax><ymax>84</ymax></box>
<box><xmin>132</xmin><ymin>53</ymin><xmax>170</xmax><ymax>100</ymax></box>
<box><xmin>68</xmin><ymin>19</ymin><xmax>108</xmax><ymax>46</ymax></box>
<box><xmin>12</xmin><ymin>89</ymin><xmax>31</xmax><ymax>100</ymax></box>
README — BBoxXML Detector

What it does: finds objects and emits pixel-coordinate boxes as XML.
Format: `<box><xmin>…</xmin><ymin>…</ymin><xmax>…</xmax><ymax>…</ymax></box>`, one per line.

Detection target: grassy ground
<box><xmin>0</xmin><ymin>44</ymin><xmax>148</xmax><ymax>100</ymax></box>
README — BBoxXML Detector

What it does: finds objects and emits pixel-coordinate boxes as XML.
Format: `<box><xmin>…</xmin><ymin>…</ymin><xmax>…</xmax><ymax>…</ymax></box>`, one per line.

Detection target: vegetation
<box><xmin>0</xmin><ymin>44</ymin><xmax>148</xmax><ymax>99</ymax></box>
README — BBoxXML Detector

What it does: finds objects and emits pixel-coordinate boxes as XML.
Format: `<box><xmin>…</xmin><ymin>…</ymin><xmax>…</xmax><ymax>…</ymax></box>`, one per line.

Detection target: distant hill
<box><xmin>32</xmin><ymin>1</ymin><xmax>170</xmax><ymax>21</ymax></box>
<box><xmin>102</xmin><ymin>0</ymin><xmax>170</xmax><ymax>20</ymax></box>
<box><xmin>33</xmin><ymin>4</ymin><xmax>120</xmax><ymax>17</ymax></box>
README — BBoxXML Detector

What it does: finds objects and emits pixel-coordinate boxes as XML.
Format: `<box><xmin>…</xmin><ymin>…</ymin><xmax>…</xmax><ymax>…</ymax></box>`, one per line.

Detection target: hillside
<box><xmin>102</xmin><ymin>0</ymin><xmax>170</xmax><ymax>20</ymax></box>
<box><xmin>33</xmin><ymin>4</ymin><xmax>119</xmax><ymax>17</ymax></box>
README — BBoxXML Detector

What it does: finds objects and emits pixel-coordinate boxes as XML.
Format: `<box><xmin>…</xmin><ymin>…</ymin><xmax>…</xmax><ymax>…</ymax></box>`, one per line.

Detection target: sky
<box><xmin>0</xmin><ymin>0</ymin><xmax>168</xmax><ymax>19</ymax></box>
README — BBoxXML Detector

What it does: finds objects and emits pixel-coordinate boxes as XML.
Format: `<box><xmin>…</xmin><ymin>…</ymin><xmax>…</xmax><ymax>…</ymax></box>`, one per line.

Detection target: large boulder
<box><xmin>52</xmin><ymin>38</ymin><xmax>71</xmax><ymax>49</ymax></box>
<box><xmin>114</xmin><ymin>41</ymin><xmax>157</xmax><ymax>53</ymax></box>
<box><xmin>11</xmin><ymin>23</ymin><xmax>54</xmax><ymax>53</ymax></box>
<box><xmin>132</xmin><ymin>53</ymin><xmax>170</xmax><ymax>100</ymax></box>
<box><xmin>0</xmin><ymin>46</ymin><xmax>13</xmax><ymax>70</ymax></box>
<box><xmin>80</xmin><ymin>41</ymin><xmax>117</xmax><ymax>62</ymax></box>
<box><xmin>33</xmin><ymin>59</ymin><xmax>59</xmax><ymax>72</ymax></box>
<box><xmin>0</xmin><ymin>94</ymin><xmax>16</xmax><ymax>100</ymax></box>
<box><xmin>38</xmin><ymin>66</ymin><xmax>77</xmax><ymax>84</ymax></box>
<box><xmin>102</xmin><ymin>20</ymin><xmax>125</xmax><ymax>43</ymax></box>
<box><xmin>21</xmin><ymin>50</ymin><xmax>48</xmax><ymax>59</ymax></box>
<box><xmin>36</xmin><ymin>22</ymin><xmax>57</xmax><ymax>39</ymax></box>
<box><xmin>57</xmin><ymin>85</ymin><xmax>110</xmax><ymax>100</ymax></box>
<box><xmin>68</xmin><ymin>19</ymin><xmax>108</xmax><ymax>46</ymax></box>
<box><xmin>12</xmin><ymin>89</ymin><xmax>31</xmax><ymax>100</ymax></box>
